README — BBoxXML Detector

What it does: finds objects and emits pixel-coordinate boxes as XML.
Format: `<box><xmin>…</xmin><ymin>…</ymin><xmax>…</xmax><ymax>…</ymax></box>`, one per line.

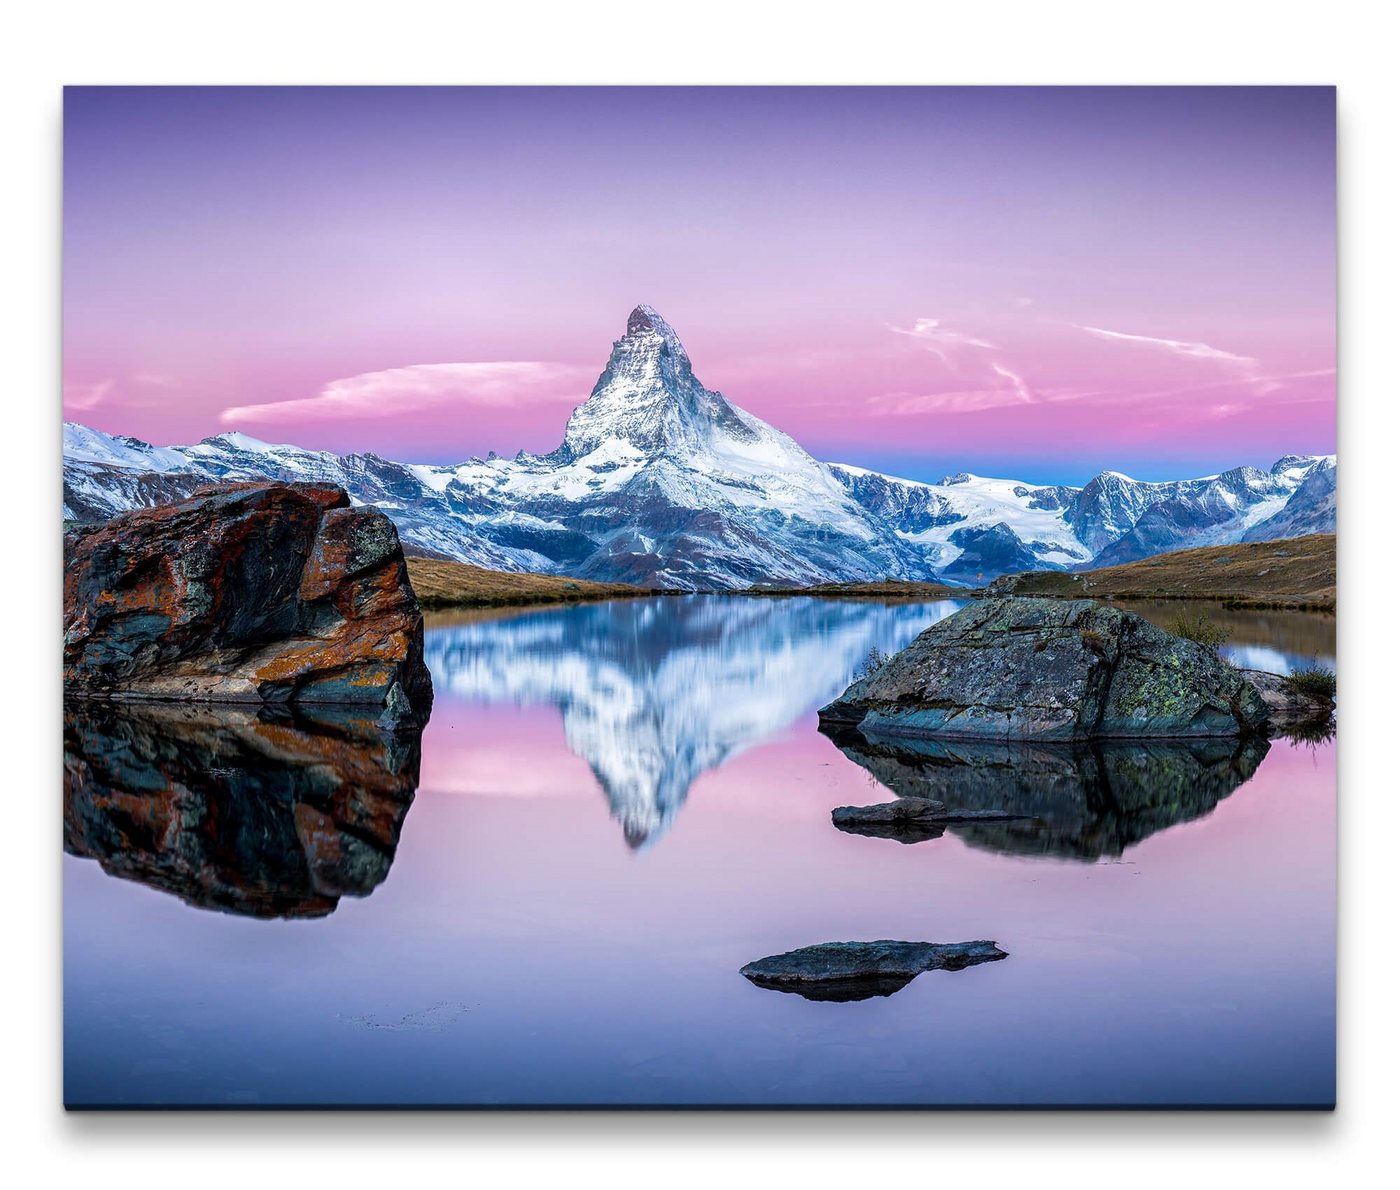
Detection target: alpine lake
<box><xmin>64</xmin><ymin>594</ymin><xmax>1335</xmax><ymax>1107</ymax></box>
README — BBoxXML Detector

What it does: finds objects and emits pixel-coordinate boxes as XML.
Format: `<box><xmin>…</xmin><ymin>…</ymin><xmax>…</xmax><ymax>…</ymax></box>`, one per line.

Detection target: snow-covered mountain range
<box><xmin>63</xmin><ymin>304</ymin><xmax>1336</xmax><ymax>589</ymax></box>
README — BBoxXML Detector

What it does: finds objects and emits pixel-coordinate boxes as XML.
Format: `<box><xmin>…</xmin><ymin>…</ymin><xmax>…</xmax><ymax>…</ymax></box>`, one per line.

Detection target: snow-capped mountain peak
<box><xmin>557</xmin><ymin>304</ymin><xmax>762</xmax><ymax>464</ymax></box>
<box><xmin>62</xmin><ymin>421</ymin><xmax>190</xmax><ymax>471</ymax></box>
<box><xmin>195</xmin><ymin>430</ymin><xmax>278</xmax><ymax>453</ymax></box>
<box><xmin>625</xmin><ymin>302</ymin><xmax>690</xmax><ymax>362</ymax></box>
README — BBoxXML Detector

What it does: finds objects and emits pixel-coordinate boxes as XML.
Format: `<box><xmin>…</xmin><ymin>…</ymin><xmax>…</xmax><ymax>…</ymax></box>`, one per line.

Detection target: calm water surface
<box><xmin>63</xmin><ymin>596</ymin><xmax>1335</xmax><ymax>1106</ymax></box>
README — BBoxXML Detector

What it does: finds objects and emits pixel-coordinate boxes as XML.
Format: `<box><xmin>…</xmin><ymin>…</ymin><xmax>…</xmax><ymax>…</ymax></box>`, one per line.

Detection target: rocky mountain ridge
<box><xmin>63</xmin><ymin>305</ymin><xmax>1336</xmax><ymax>589</ymax></box>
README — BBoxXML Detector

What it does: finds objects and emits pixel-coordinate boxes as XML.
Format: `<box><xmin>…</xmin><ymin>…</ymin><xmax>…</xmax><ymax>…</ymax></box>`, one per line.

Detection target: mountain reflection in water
<box><xmin>424</xmin><ymin>595</ymin><xmax>962</xmax><ymax>847</ymax></box>
<box><xmin>63</xmin><ymin>702</ymin><xmax>421</xmax><ymax>918</ymax></box>
<box><xmin>822</xmin><ymin>728</ymin><xmax>1269</xmax><ymax>860</ymax></box>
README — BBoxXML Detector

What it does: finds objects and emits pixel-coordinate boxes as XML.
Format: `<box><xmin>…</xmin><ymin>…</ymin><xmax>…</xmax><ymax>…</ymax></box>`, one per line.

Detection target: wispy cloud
<box><xmin>221</xmin><ymin>362</ymin><xmax>591</xmax><ymax>426</ymax></box>
<box><xmin>133</xmin><ymin>372</ymin><xmax>180</xmax><ymax>390</ymax></box>
<box><xmin>64</xmin><ymin>379</ymin><xmax>114</xmax><ymax>412</ymax></box>
<box><xmin>886</xmin><ymin>316</ymin><xmax>1035</xmax><ymax>412</ymax></box>
<box><xmin>867</xmin><ymin>378</ymin><xmax>1067</xmax><ymax>418</ymax></box>
<box><xmin>862</xmin><ymin>305</ymin><xmax>1329</xmax><ymax>423</ymax></box>
<box><xmin>866</xmin><ymin>389</ymin><xmax>1025</xmax><ymax>416</ymax></box>
<box><xmin>1108</xmin><ymin>368</ymin><xmax>1336</xmax><ymax>408</ymax></box>
<box><xmin>1074</xmin><ymin>324</ymin><xmax>1257</xmax><ymax>367</ymax></box>
<box><xmin>863</xmin><ymin>364</ymin><xmax>1334</xmax><ymax>420</ymax></box>
<box><xmin>890</xmin><ymin>318</ymin><xmax>996</xmax><ymax>364</ymax></box>
<box><xmin>990</xmin><ymin>362</ymin><xmax>1033</xmax><ymax>404</ymax></box>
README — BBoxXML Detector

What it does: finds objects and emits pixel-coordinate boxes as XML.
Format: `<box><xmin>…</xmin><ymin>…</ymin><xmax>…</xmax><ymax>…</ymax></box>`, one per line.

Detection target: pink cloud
<box><xmin>889</xmin><ymin>317</ymin><xmax>997</xmax><ymax>360</ymax></box>
<box><xmin>220</xmin><ymin>361</ymin><xmax>593</xmax><ymax>427</ymax></box>
<box><xmin>1074</xmin><ymin>323</ymin><xmax>1258</xmax><ymax>366</ymax></box>
<box><xmin>64</xmin><ymin>379</ymin><xmax>113</xmax><ymax>412</ymax></box>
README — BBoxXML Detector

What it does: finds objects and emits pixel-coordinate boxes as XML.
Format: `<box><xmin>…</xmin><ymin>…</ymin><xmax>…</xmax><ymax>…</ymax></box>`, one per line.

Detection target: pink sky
<box><xmin>63</xmin><ymin>87</ymin><xmax>1335</xmax><ymax>485</ymax></box>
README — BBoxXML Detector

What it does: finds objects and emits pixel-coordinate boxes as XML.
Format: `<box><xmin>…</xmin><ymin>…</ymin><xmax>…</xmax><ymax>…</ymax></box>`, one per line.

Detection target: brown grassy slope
<box><xmin>994</xmin><ymin>534</ymin><xmax>1335</xmax><ymax>609</ymax></box>
<box><xmin>740</xmin><ymin>578</ymin><xmax>968</xmax><ymax>600</ymax></box>
<box><xmin>1113</xmin><ymin>599</ymin><xmax>1335</xmax><ymax>658</ymax></box>
<box><xmin>405</xmin><ymin>557</ymin><xmax>661</xmax><ymax>609</ymax></box>
<box><xmin>405</xmin><ymin>533</ymin><xmax>1335</xmax><ymax>611</ymax></box>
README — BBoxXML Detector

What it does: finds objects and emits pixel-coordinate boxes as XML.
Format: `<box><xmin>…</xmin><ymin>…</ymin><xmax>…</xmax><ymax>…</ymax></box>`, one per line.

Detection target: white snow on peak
<box><xmin>195</xmin><ymin>431</ymin><xmax>281</xmax><ymax>453</ymax></box>
<box><xmin>62</xmin><ymin>422</ymin><xmax>190</xmax><ymax>471</ymax></box>
<box><xmin>827</xmin><ymin>462</ymin><xmax>1091</xmax><ymax>565</ymax></box>
<box><xmin>626</xmin><ymin>303</ymin><xmax>691</xmax><ymax>363</ymax></box>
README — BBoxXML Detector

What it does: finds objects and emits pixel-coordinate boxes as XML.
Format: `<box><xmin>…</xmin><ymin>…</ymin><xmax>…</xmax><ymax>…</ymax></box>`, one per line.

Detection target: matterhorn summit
<box><xmin>521</xmin><ymin>304</ymin><xmax>918</xmax><ymax>585</ymax></box>
<box><xmin>557</xmin><ymin>304</ymin><xmax>772</xmax><ymax>463</ymax></box>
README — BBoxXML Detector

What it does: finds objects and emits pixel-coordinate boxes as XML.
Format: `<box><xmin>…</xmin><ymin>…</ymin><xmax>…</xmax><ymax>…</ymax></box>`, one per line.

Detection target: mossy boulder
<box><xmin>819</xmin><ymin>596</ymin><xmax>1268</xmax><ymax>741</ymax></box>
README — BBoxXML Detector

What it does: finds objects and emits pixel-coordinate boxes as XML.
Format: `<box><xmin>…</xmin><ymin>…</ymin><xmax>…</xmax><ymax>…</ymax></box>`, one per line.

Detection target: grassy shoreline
<box><xmin>1088</xmin><ymin>592</ymin><xmax>1330</xmax><ymax>613</ymax></box>
<box><xmin>405</xmin><ymin>557</ymin><xmax>675</xmax><ymax>610</ymax></box>
<box><xmin>985</xmin><ymin>534</ymin><xmax>1335</xmax><ymax>613</ymax></box>
<box><xmin>736</xmin><ymin>579</ymin><xmax>969</xmax><ymax>601</ymax></box>
<box><xmin>406</xmin><ymin>535</ymin><xmax>1335</xmax><ymax>613</ymax></box>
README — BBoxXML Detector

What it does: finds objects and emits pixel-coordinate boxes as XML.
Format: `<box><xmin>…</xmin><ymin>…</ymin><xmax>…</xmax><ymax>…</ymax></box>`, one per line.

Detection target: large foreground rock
<box><xmin>820</xmin><ymin>597</ymin><xmax>1268</xmax><ymax>741</ymax></box>
<box><xmin>741</xmin><ymin>940</ymin><xmax>1007</xmax><ymax>1001</ymax></box>
<box><xmin>64</xmin><ymin>482</ymin><xmax>432</xmax><ymax>719</ymax></box>
<box><xmin>64</xmin><ymin>701</ymin><xmax>421</xmax><ymax>918</ymax></box>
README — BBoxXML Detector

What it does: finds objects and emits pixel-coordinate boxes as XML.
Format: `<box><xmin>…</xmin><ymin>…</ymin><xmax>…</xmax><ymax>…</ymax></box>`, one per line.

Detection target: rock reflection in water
<box><xmin>63</xmin><ymin>701</ymin><xmax>421</xmax><ymax>918</ymax></box>
<box><xmin>824</xmin><ymin>728</ymin><xmax>1269</xmax><ymax>860</ymax></box>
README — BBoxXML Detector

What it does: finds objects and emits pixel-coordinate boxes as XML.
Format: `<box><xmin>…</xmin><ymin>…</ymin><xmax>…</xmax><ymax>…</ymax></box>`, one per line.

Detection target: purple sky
<box><xmin>63</xmin><ymin>86</ymin><xmax>1335</xmax><ymax>485</ymax></box>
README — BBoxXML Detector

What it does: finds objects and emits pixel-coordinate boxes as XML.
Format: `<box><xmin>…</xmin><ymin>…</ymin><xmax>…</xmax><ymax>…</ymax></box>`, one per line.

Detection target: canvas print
<box><xmin>62</xmin><ymin>86</ymin><xmax>1336</xmax><ymax>1108</ymax></box>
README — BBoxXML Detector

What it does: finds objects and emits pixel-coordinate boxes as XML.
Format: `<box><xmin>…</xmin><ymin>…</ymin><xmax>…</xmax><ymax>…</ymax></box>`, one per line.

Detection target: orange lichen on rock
<box><xmin>64</xmin><ymin>482</ymin><xmax>432</xmax><ymax>720</ymax></box>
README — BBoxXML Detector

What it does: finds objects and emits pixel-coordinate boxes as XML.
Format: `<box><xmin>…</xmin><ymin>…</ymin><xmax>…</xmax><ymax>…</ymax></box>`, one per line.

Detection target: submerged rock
<box><xmin>820</xmin><ymin>597</ymin><xmax>1268</xmax><ymax>741</ymax></box>
<box><xmin>64</xmin><ymin>700</ymin><xmax>421</xmax><ymax>918</ymax></box>
<box><xmin>833</xmin><ymin>818</ymin><xmax>949</xmax><ymax>845</ymax></box>
<box><xmin>64</xmin><ymin>482</ymin><xmax>432</xmax><ymax>720</ymax></box>
<box><xmin>824</xmin><ymin>728</ymin><xmax>1268</xmax><ymax>860</ymax></box>
<box><xmin>831</xmin><ymin>797</ymin><xmax>1028</xmax><ymax>843</ymax></box>
<box><xmin>741</xmin><ymin>940</ymin><xmax>1007</xmax><ymax>1001</ymax></box>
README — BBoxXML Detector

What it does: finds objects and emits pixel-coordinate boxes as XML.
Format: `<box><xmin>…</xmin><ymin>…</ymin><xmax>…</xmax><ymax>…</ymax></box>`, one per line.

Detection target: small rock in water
<box><xmin>830</xmin><ymin>797</ymin><xmax>1029</xmax><ymax>844</ymax></box>
<box><xmin>741</xmin><ymin>939</ymin><xmax>1007</xmax><ymax>1002</ymax></box>
<box><xmin>1239</xmin><ymin>668</ymin><xmax>1337</xmax><ymax>731</ymax></box>
<box><xmin>832</xmin><ymin>796</ymin><xmax>947</xmax><ymax>823</ymax></box>
<box><xmin>832</xmin><ymin>797</ymin><xmax>1029</xmax><ymax>825</ymax></box>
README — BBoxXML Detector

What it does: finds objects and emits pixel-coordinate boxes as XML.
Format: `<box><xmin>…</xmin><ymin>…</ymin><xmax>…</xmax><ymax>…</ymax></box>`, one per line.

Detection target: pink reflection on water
<box><xmin>420</xmin><ymin>704</ymin><xmax>598</xmax><ymax>799</ymax></box>
<box><xmin>64</xmin><ymin>686</ymin><xmax>1335</xmax><ymax>1105</ymax></box>
<box><xmin>410</xmin><ymin>691</ymin><xmax>1335</xmax><ymax>964</ymax></box>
